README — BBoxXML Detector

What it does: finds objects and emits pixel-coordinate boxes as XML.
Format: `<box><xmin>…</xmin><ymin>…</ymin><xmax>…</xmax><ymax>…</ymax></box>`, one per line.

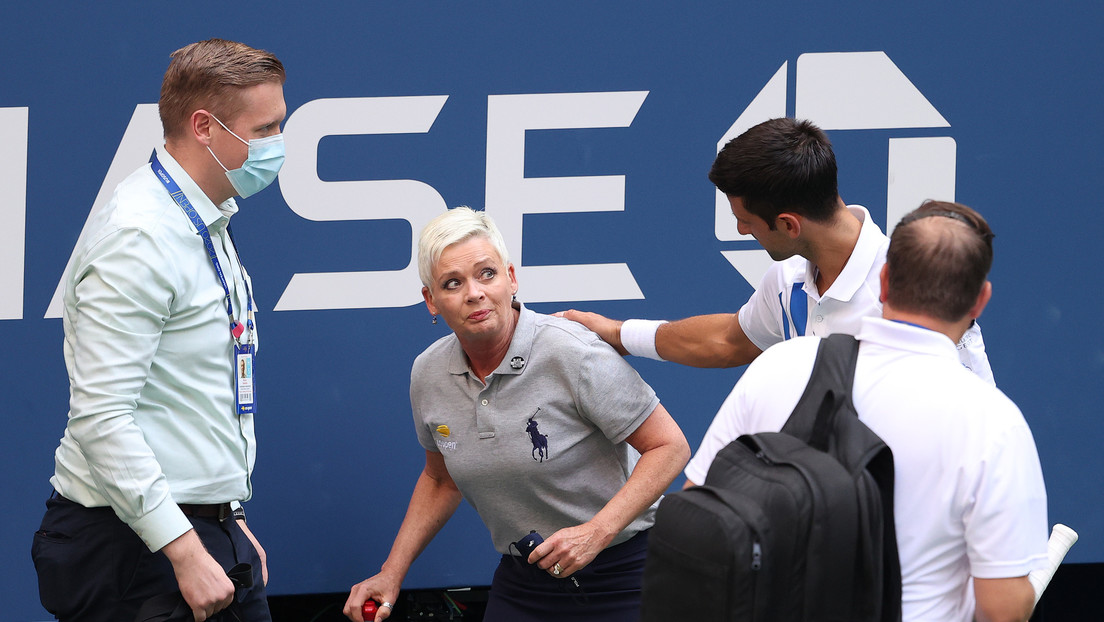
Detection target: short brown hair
<box><xmin>159</xmin><ymin>39</ymin><xmax>285</xmax><ymax>140</ymax></box>
<box><xmin>886</xmin><ymin>200</ymin><xmax>994</xmax><ymax>322</ymax></box>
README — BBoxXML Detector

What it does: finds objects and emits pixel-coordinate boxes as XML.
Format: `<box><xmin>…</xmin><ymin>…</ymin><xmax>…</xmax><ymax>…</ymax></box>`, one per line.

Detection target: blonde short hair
<box><xmin>418</xmin><ymin>207</ymin><xmax>510</xmax><ymax>289</ymax></box>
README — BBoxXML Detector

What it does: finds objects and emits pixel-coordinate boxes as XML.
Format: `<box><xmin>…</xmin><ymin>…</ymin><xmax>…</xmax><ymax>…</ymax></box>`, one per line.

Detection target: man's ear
<box><xmin>969</xmin><ymin>281</ymin><xmax>993</xmax><ymax>319</ymax></box>
<box><xmin>191</xmin><ymin>110</ymin><xmax>214</xmax><ymax>146</ymax></box>
<box><xmin>879</xmin><ymin>263</ymin><xmax>889</xmax><ymax>304</ymax></box>
<box><xmin>776</xmin><ymin>213</ymin><xmax>802</xmax><ymax>238</ymax></box>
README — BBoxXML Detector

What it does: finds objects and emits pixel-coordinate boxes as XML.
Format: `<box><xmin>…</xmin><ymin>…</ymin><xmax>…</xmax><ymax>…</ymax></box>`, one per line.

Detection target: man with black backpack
<box><xmin>678</xmin><ymin>201</ymin><xmax>1048</xmax><ymax>621</ymax></box>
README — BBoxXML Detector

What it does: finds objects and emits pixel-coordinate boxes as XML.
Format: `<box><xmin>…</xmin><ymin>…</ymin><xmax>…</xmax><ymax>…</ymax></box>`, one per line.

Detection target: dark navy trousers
<box><xmin>483</xmin><ymin>529</ymin><xmax>649</xmax><ymax>622</ymax></box>
<box><xmin>31</xmin><ymin>493</ymin><xmax>270</xmax><ymax>622</ymax></box>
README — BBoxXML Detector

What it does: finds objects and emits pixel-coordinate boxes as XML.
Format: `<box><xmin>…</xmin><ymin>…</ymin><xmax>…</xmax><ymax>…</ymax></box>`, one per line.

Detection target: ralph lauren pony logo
<box><xmin>526</xmin><ymin>409</ymin><xmax>549</xmax><ymax>462</ymax></box>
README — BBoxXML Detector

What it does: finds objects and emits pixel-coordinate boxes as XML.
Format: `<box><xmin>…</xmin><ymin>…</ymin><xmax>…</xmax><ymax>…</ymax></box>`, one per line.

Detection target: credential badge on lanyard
<box><xmin>235</xmin><ymin>341</ymin><xmax>255</xmax><ymax>416</ymax></box>
<box><xmin>151</xmin><ymin>153</ymin><xmax>256</xmax><ymax>417</ymax></box>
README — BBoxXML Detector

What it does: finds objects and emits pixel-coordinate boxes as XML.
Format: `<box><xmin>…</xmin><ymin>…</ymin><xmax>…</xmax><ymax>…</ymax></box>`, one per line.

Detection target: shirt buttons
<box><xmin>481</xmin><ymin>399</ymin><xmax>489</xmax><ymax>406</ymax></box>
<box><xmin>815</xmin><ymin>315</ymin><xmax>824</xmax><ymax>323</ymax></box>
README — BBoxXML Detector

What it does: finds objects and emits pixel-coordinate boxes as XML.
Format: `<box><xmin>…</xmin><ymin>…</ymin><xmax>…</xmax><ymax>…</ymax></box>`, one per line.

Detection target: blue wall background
<box><xmin>2</xmin><ymin>3</ymin><xmax>1101</xmax><ymax>619</ymax></box>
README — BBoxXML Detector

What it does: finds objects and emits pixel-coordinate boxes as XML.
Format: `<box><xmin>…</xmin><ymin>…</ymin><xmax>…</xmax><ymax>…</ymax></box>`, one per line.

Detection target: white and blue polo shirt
<box><xmin>737</xmin><ymin>205</ymin><xmax>994</xmax><ymax>384</ymax></box>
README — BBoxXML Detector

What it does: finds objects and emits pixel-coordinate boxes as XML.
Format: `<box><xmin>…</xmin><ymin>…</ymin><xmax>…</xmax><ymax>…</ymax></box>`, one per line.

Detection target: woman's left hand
<box><xmin>528</xmin><ymin>521</ymin><xmax>615</xmax><ymax>578</ymax></box>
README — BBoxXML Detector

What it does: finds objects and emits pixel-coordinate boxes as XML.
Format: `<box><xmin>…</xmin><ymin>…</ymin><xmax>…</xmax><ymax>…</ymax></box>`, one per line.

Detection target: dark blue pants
<box><xmin>483</xmin><ymin>529</ymin><xmax>649</xmax><ymax>622</ymax></box>
<box><xmin>31</xmin><ymin>493</ymin><xmax>270</xmax><ymax>622</ymax></box>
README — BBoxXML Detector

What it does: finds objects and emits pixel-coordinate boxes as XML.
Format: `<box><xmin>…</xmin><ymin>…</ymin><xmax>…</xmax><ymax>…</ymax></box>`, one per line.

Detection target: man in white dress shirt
<box><xmin>32</xmin><ymin>39</ymin><xmax>286</xmax><ymax>622</ymax></box>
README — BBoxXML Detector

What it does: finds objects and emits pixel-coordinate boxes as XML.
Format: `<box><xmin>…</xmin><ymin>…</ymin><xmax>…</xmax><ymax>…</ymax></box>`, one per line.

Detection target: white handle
<box><xmin>1029</xmin><ymin>524</ymin><xmax>1078</xmax><ymax>605</ymax></box>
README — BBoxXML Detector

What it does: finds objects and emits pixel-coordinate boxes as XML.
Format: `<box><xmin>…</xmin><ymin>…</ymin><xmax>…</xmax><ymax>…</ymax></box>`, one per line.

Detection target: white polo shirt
<box><xmin>737</xmin><ymin>205</ymin><xmax>995</xmax><ymax>384</ymax></box>
<box><xmin>685</xmin><ymin>317</ymin><xmax>1048</xmax><ymax>622</ymax></box>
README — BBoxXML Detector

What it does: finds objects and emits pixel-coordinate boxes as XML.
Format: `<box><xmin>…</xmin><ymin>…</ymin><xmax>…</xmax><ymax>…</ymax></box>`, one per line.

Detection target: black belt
<box><xmin>178</xmin><ymin>503</ymin><xmax>233</xmax><ymax>520</ymax></box>
<box><xmin>50</xmin><ymin>490</ymin><xmax>233</xmax><ymax>521</ymax></box>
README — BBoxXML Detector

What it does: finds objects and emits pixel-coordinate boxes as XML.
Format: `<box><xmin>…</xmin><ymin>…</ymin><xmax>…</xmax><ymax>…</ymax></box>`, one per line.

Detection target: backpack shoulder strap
<box><xmin>780</xmin><ymin>333</ymin><xmax>860</xmax><ymax>450</ymax></box>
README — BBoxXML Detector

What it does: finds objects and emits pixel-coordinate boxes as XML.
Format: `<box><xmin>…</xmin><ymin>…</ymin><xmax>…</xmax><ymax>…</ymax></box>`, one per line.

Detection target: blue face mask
<box><xmin>207</xmin><ymin>113</ymin><xmax>285</xmax><ymax>198</ymax></box>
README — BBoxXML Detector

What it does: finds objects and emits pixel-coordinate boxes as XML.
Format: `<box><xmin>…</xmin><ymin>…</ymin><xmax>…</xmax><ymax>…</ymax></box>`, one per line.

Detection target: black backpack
<box><xmin>641</xmin><ymin>334</ymin><xmax>901</xmax><ymax>622</ymax></box>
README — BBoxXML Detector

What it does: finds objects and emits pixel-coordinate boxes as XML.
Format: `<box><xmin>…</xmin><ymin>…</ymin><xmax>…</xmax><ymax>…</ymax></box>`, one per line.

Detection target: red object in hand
<box><xmin>362</xmin><ymin>600</ymin><xmax>378</xmax><ymax>619</ymax></box>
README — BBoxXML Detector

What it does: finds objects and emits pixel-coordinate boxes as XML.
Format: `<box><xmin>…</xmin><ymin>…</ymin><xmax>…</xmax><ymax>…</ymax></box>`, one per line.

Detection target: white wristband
<box><xmin>620</xmin><ymin>319</ymin><xmax>668</xmax><ymax>361</ymax></box>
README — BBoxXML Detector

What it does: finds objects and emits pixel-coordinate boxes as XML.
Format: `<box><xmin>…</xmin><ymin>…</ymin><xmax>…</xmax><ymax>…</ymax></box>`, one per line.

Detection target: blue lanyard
<box><xmin>150</xmin><ymin>153</ymin><xmax>253</xmax><ymax>342</ymax></box>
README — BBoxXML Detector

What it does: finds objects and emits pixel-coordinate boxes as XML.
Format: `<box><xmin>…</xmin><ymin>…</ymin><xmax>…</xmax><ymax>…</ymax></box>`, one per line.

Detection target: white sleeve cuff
<box><xmin>621</xmin><ymin>319</ymin><xmax>668</xmax><ymax>361</ymax></box>
<box><xmin>131</xmin><ymin>499</ymin><xmax>194</xmax><ymax>553</ymax></box>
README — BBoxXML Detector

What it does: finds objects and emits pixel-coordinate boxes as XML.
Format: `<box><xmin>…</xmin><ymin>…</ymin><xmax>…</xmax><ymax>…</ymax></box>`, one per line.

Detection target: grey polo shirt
<box><xmin>411</xmin><ymin>303</ymin><xmax>661</xmax><ymax>554</ymax></box>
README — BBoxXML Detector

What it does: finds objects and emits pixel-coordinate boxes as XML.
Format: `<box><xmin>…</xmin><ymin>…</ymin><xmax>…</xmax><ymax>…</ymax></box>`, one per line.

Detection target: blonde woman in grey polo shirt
<box><xmin>344</xmin><ymin>207</ymin><xmax>689</xmax><ymax>622</ymax></box>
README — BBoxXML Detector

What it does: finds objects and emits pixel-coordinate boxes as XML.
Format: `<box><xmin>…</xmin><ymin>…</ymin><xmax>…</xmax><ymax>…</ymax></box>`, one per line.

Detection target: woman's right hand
<box><xmin>343</xmin><ymin>573</ymin><xmax>400</xmax><ymax>622</ymax></box>
<box><xmin>344</xmin><ymin>453</ymin><xmax>462</xmax><ymax>621</ymax></box>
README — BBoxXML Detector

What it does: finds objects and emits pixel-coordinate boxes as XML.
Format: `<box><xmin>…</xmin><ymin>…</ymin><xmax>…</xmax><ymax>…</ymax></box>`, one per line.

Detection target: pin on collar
<box><xmin>510</xmin><ymin>356</ymin><xmax>526</xmax><ymax>370</ymax></box>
